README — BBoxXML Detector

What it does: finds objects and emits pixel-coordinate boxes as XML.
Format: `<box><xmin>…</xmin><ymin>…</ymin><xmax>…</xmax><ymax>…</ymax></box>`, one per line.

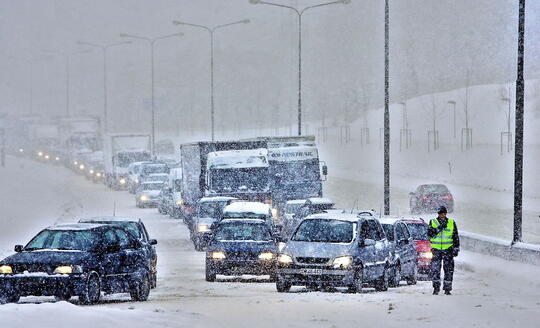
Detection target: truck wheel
<box><xmin>205</xmin><ymin>261</ymin><xmax>216</xmax><ymax>282</ymax></box>
<box><xmin>79</xmin><ymin>273</ymin><xmax>101</xmax><ymax>305</ymax></box>
<box><xmin>130</xmin><ymin>273</ymin><xmax>150</xmax><ymax>302</ymax></box>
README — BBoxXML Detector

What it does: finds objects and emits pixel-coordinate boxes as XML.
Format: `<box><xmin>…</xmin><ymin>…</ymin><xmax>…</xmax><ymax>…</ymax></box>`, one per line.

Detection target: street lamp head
<box><xmin>119</xmin><ymin>33</ymin><xmax>130</xmax><ymax>38</ymax></box>
<box><xmin>249</xmin><ymin>0</ymin><xmax>262</xmax><ymax>4</ymax></box>
<box><xmin>241</xmin><ymin>19</ymin><xmax>251</xmax><ymax>24</ymax></box>
<box><xmin>172</xmin><ymin>20</ymin><xmax>184</xmax><ymax>26</ymax></box>
<box><xmin>340</xmin><ymin>0</ymin><xmax>352</xmax><ymax>4</ymax></box>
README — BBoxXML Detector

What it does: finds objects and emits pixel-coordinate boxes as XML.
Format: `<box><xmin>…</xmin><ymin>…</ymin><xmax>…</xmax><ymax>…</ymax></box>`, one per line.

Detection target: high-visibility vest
<box><xmin>430</xmin><ymin>219</ymin><xmax>455</xmax><ymax>250</ymax></box>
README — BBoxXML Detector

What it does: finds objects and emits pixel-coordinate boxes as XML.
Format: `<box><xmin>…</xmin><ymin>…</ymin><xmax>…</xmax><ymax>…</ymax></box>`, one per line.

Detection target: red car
<box><xmin>402</xmin><ymin>218</ymin><xmax>432</xmax><ymax>275</ymax></box>
<box><xmin>409</xmin><ymin>184</ymin><xmax>454</xmax><ymax>214</ymax></box>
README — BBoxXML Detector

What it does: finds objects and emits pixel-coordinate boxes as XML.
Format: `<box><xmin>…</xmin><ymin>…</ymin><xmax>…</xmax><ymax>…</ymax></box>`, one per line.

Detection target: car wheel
<box><xmin>194</xmin><ymin>241</ymin><xmax>204</xmax><ymax>252</ymax></box>
<box><xmin>347</xmin><ymin>267</ymin><xmax>364</xmax><ymax>293</ymax></box>
<box><xmin>407</xmin><ymin>264</ymin><xmax>418</xmax><ymax>285</ymax></box>
<box><xmin>205</xmin><ymin>261</ymin><xmax>216</xmax><ymax>282</ymax></box>
<box><xmin>130</xmin><ymin>273</ymin><xmax>151</xmax><ymax>302</ymax></box>
<box><xmin>0</xmin><ymin>291</ymin><xmax>20</xmax><ymax>304</ymax></box>
<box><xmin>389</xmin><ymin>263</ymin><xmax>401</xmax><ymax>288</ymax></box>
<box><xmin>54</xmin><ymin>294</ymin><xmax>71</xmax><ymax>302</ymax></box>
<box><xmin>79</xmin><ymin>272</ymin><xmax>101</xmax><ymax>305</ymax></box>
<box><xmin>375</xmin><ymin>267</ymin><xmax>390</xmax><ymax>292</ymax></box>
<box><xmin>276</xmin><ymin>277</ymin><xmax>292</xmax><ymax>293</ymax></box>
<box><xmin>269</xmin><ymin>271</ymin><xmax>277</xmax><ymax>282</ymax></box>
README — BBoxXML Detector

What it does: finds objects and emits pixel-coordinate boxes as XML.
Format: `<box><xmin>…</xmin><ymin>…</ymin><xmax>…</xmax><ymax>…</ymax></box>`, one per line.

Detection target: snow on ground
<box><xmin>1</xmin><ymin>156</ymin><xmax>540</xmax><ymax>327</ymax></box>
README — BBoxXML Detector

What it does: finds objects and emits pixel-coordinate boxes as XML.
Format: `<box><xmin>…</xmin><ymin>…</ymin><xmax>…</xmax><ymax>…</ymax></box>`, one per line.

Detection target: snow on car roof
<box><xmin>200</xmin><ymin>196</ymin><xmax>237</xmax><ymax>203</ymax></box>
<box><xmin>78</xmin><ymin>216</ymin><xmax>141</xmax><ymax>223</ymax></box>
<box><xmin>220</xmin><ymin>218</ymin><xmax>267</xmax><ymax>224</ymax></box>
<box><xmin>286</xmin><ymin>199</ymin><xmax>307</xmax><ymax>205</ymax></box>
<box><xmin>223</xmin><ymin>201</ymin><xmax>270</xmax><ymax>215</ymax></box>
<box><xmin>47</xmin><ymin>223</ymin><xmax>107</xmax><ymax>231</ymax></box>
<box><xmin>305</xmin><ymin>212</ymin><xmax>362</xmax><ymax>222</ymax></box>
<box><xmin>307</xmin><ymin>197</ymin><xmax>334</xmax><ymax>205</ymax></box>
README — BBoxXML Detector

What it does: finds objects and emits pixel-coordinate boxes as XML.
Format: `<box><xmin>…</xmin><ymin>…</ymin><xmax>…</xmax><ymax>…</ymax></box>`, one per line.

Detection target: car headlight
<box><xmin>119</xmin><ymin>178</ymin><xmax>127</xmax><ymax>184</ymax></box>
<box><xmin>258</xmin><ymin>252</ymin><xmax>274</xmax><ymax>261</ymax></box>
<box><xmin>211</xmin><ymin>251</ymin><xmax>226</xmax><ymax>260</ymax></box>
<box><xmin>198</xmin><ymin>224</ymin><xmax>210</xmax><ymax>233</ymax></box>
<box><xmin>38</xmin><ymin>151</ymin><xmax>43</xmax><ymax>157</ymax></box>
<box><xmin>332</xmin><ymin>256</ymin><xmax>353</xmax><ymax>269</ymax></box>
<box><xmin>419</xmin><ymin>251</ymin><xmax>433</xmax><ymax>259</ymax></box>
<box><xmin>176</xmin><ymin>199</ymin><xmax>183</xmax><ymax>206</ymax></box>
<box><xmin>134</xmin><ymin>179</ymin><xmax>139</xmax><ymax>184</ymax></box>
<box><xmin>79</xmin><ymin>164</ymin><xmax>85</xmax><ymax>170</ymax></box>
<box><xmin>89</xmin><ymin>169</ymin><xmax>94</xmax><ymax>174</ymax></box>
<box><xmin>74</xmin><ymin>161</ymin><xmax>78</xmax><ymax>165</ymax></box>
<box><xmin>54</xmin><ymin>265</ymin><xmax>83</xmax><ymax>275</ymax></box>
<box><xmin>96</xmin><ymin>172</ymin><xmax>102</xmax><ymax>177</ymax></box>
<box><xmin>0</xmin><ymin>265</ymin><xmax>13</xmax><ymax>274</ymax></box>
<box><xmin>277</xmin><ymin>254</ymin><xmax>293</xmax><ymax>264</ymax></box>
<box><xmin>19</xmin><ymin>148</ymin><xmax>24</xmax><ymax>153</ymax></box>
<box><xmin>55</xmin><ymin>157</ymin><xmax>60</xmax><ymax>161</ymax></box>
<box><xmin>45</xmin><ymin>155</ymin><xmax>50</xmax><ymax>160</ymax></box>
<box><xmin>140</xmin><ymin>195</ymin><xmax>149</xmax><ymax>201</ymax></box>
<box><xmin>271</xmin><ymin>208</ymin><xmax>278</xmax><ymax>219</ymax></box>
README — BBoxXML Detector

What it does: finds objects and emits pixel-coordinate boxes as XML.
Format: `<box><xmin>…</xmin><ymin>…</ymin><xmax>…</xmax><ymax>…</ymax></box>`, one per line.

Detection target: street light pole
<box><xmin>513</xmin><ymin>0</ymin><xmax>526</xmax><ymax>244</ymax></box>
<box><xmin>383</xmin><ymin>0</ymin><xmax>390</xmax><ymax>215</ymax></box>
<box><xmin>77</xmin><ymin>41</ymin><xmax>131</xmax><ymax>134</ymax></box>
<box><xmin>249</xmin><ymin>0</ymin><xmax>351</xmax><ymax>136</ymax></box>
<box><xmin>448</xmin><ymin>100</ymin><xmax>457</xmax><ymax>139</ymax></box>
<box><xmin>173</xmin><ymin>19</ymin><xmax>250</xmax><ymax>142</ymax></box>
<box><xmin>120</xmin><ymin>32</ymin><xmax>183</xmax><ymax>156</ymax></box>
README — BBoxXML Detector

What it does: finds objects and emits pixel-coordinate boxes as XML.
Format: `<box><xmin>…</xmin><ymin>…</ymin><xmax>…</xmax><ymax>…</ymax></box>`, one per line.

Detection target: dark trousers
<box><xmin>430</xmin><ymin>248</ymin><xmax>455</xmax><ymax>291</ymax></box>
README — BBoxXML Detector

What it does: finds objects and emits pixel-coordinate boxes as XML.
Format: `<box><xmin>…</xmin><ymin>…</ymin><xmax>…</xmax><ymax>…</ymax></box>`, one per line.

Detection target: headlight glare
<box><xmin>0</xmin><ymin>265</ymin><xmax>13</xmax><ymax>274</ymax></box>
<box><xmin>198</xmin><ymin>224</ymin><xmax>210</xmax><ymax>233</ymax></box>
<box><xmin>332</xmin><ymin>256</ymin><xmax>353</xmax><ymax>269</ymax></box>
<box><xmin>211</xmin><ymin>251</ymin><xmax>226</xmax><ymax>260</ymax></box>
<box><xmin>119</xmin><ymin>178</ymin><xmax>127</xmax><ymax>184</ymax></box>
<box><xmin>277</xmin><ymin>254</ymin><xmax>293</xmax><ymax>264</ymax></box>
<box><xmin>54</xmin><ymin>265</ymin><xmax>82</xmax><ymax>274</ymax></box>
<box><xmin>258</xmin><ymin>252</ymin><xmax>274</xmax><ymax>261</ymax></box>
<box><xmin>419</xmin><ymin>251</ymin><xmax>433</xmax><ymax>259</ymax></box>
<box><xmin>140</xmin><ymin>195</ymin><xmax>149</xmax><ymax>201</ymax></box>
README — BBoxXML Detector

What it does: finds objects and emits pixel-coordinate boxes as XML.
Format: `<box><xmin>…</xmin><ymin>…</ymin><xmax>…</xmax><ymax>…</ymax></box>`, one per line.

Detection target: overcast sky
<box><xmin>1</xmin><ymin>0</ymin><xmax>538</xmax><ymax>133</ymax></box>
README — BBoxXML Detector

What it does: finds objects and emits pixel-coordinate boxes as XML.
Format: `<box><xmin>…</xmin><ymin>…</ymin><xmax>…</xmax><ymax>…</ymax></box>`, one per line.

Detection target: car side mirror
<box><xmin>361</xmin><ymin>239</ymin><xmax>376</xmax><ymax>247</ymax></box>
<box><xmin>14</xmin><ymin>245</ymin><xmax>23</xmax><ymax>252</ymax></box>
<box><xmin>149</xmin><ymin>239</ymin><xmax>158</xmax><ymax>246</ymax></box>
<box><xmin>322</xmin><ymin>165</ymin><xmax>328</xmax><ymax>176</ymax></box>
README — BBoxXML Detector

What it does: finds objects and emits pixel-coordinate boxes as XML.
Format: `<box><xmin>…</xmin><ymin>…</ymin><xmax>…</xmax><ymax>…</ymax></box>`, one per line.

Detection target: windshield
<box><xmin>141</xmin><ymin>183</ymin><xmax>163</xmax><ymax>191</ymax></box>
<box><xmin>209</xmin><ymin>168</ymin><xmax>269</xmax><ymax>192</ymax></box>
<box><xmin>223</xmin><ymin>212</ymin><xmax>267</xmax><ymax>220</ymax></box>
<box><xmin>272</xmin><ymin>161</ymin><xmax>320</xmax><ymax>185</ymax></box>
<box><xmin>116</xmin><ymin>152</ymin><xmax>152</xmax><ymax>168</ymax></box>
<box><xmin>70</xmin><ymin>135</ymin><xmax>99</xmax><ymax>151</ymax></box>
<box><xmin>382</xmin><ymin>224</ymin><xmax>394</xmax><ymax>241</ymax></box>
<box><xmin>25</xmin><ymin>229</ymin><xmax>100</xmax><ymax>251</ymax></box>
<box><xmin>292</xmin><ymin>219</ymin><xmax>356</xmax><ymax>243</ymax></box>
<box><xmin>406</xmin><ymin>223</ymin><xmax>429</xmax><ymax>240</ymax></box>
<box><xmin>215</xmin><ymin>222</ymin><xmax>272</xmax><ymax>241</ymax></box>
<box><xmin>199</xmin><ymin>201</ymin><xmax>228</xmax><ymax>218</ymax></box>
<box><xmin>142</xmin><ymin>164</ymin><xmax>169</xmax><ymax>175</ymax></box>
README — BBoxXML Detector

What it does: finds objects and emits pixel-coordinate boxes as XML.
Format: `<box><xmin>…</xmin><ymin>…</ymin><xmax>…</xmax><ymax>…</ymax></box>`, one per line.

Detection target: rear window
<box><xmin>419</xmin><ymin>184</ymin><xmax>449</xmax><ymax>193</ymax></box>
<box><xmin>406</xmin><ymin>223</ymin><xmax>429</xmax><ymax>240</ymax></box>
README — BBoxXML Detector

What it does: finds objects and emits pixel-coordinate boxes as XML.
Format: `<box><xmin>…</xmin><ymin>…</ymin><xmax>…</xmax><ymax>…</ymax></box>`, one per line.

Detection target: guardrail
<box><xmin>460</xmin><ymin>231</ymin><xmax>540</xmax><ymax>266</ymax></box>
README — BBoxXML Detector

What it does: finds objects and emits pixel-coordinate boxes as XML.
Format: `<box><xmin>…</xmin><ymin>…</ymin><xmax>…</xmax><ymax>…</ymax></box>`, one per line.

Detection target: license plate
<box><xmin>301</xmin><ymin>268</ymin><xmax>323</xmax><ymax>275</ymax></box>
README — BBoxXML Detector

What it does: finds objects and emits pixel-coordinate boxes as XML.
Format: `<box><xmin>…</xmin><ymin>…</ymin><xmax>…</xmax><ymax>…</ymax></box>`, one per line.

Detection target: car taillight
<box><xmin>421</xmin><ymin>196</ymin><xmax>429</xmax><ymax>200</ymax></box>
<box><xmin>445</xmin><ymin>195</ymin><xmax>453</xmax><ymax>199</ymax></box>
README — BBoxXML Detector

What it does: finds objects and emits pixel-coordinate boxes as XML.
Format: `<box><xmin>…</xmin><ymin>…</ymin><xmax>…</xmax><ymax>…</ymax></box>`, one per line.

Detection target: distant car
<box><xmin>205</xmin><ymin>219</ymin><xmax>278</xmax><ymax>282</ymax></box>
<box><xmin>127</xmin><ymin>161</ymin><xmax>148</xmax><ymax>194</ymax></box>
<box><xmin>282</xmin><ymin>198</ymin><xmax>335</xmax><ymax>237</ymax></box>
<box><xmin>276</xmin><ymin>213</ymin><xmax>393</xmax><ymax>293</ymax></box>
<box><xmin>0</xmin><ymin>223</ymin><xmax>153</xmax><ymax>304</ymax></box>
<box><xmin>378</xmin><ymin>217</ymin><xmax>418</xmax><ymax>287</ymax></box>
<box><xmin>222</xmin><ymin>201</ymin><xmax>275</xmax><ymax>230</ymax></box>
<box><xmin>78</xmin><ymin>217</ymin><xmax>158</xmax><ymax>288</ymax></box>
<box><xmin>136</xmin><ymin>181</ymin><xmax>165</xmax><ymax>208</ymax></box>
<box><xmin>191</xmin><ymin>197</ymin><xmax>237</xmax><ymax>251</ymax></box>
<box><xmin>409</xmin><ymin>184</ymin><xmax>454</xmax><ymax>214</ymax></box>
<box><xmin>402</xmin><ymin>217</ymin><xmax>432</xmax><ymax>275</ymax></box>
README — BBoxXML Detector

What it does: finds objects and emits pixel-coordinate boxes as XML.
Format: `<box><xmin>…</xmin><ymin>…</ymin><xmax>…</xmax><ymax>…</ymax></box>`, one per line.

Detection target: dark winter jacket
<box><xmin>427</xmin><ymin>217</ymin><xmax>460</xmax><ymax>249</ymax></box>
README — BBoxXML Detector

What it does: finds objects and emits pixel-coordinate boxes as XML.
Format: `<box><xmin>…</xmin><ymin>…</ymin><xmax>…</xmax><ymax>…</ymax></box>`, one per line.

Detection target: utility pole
<box><xmin>383</xmin><ymin>0</ymin><xmax>390</xmax><ymax>215</ymax></box>
<box><xmin>513</xmin><ymin>0</ymin><xmax>525</xmax><ymax>243</ymax></box>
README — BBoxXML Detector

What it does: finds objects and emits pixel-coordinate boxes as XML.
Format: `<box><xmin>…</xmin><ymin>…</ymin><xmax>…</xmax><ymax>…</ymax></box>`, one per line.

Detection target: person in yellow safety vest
<box><xmin>427</xmin><ymin>206</ymin><xmax>460</xmax><ymax>295</ymax></box>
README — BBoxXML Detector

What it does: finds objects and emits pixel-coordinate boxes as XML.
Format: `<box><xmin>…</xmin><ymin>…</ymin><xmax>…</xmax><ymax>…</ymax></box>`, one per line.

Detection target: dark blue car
<box><xmin>0</xmin><ymin>223</ymin><xmax>155</xmax><ymax>304</ymax></box>
<box><xmin>205</xmin><ymin>219</ymin><xmax>278</xmax><ymax>282</ymax></box>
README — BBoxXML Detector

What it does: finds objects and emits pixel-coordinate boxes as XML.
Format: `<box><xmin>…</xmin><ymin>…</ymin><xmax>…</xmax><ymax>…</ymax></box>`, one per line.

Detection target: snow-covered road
<box><xmin>1</xmin><ymin>156</ymin><xmax>540</xmax><ymax>327</ymax></box>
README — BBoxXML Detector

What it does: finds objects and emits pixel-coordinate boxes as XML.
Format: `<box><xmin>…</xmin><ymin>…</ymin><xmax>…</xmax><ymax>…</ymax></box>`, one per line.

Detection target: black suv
<box><xmin>0</xmin><ymin>223</ymin><xmax>155</xmax><ymax>304</ymax></box>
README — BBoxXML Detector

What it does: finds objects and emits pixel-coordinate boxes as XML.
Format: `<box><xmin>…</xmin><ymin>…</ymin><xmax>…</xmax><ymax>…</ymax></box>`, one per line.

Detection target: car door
<box><xmin>397</xmin><ymin>223</ymin><xmax>417</xmax><ymax>275</ymax></box>
<box><xmin>115</xmin><ymin>228</ymin><xmax>146</xmax><ymax>277</ymax></box>
<box><xmin>357</xmin><ymin>220</ymin><xmax>377</xmax><ymax>280</ymax></box>
<box><xmin>368</xmin><ymin>220</ymin><xmax>389</xmax><ymax>278</ymax></box>
<box><xmin>99</xmin><ymin>229</ymin><xmax>123</xmax><ymax>289</ymax></box>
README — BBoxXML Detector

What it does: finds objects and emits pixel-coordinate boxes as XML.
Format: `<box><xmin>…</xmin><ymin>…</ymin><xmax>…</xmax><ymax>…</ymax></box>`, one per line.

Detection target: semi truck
<box><xmin>179</xmin><ymin>136</ymin><xmax>327</xmax><ymax>221</ymax></box>
<box><xmin>57</xmin><ymin>116</ymin><xmax>101</xmax><ymax>168</ymax></box>
<box><xmin>103</xmin><ymin>133</ymin><xmax>152</xmax><ymax>190</ymax></box>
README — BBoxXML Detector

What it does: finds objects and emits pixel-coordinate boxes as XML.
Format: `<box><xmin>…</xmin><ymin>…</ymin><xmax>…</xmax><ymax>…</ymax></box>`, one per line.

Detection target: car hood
<box><xmin>210</xmin><ymin>240</ymin><xmax>276</xmax><ymax>255</ymax></box>
<box><xmin>282</xmin><ymin>241</ymin><xmax>353</xmax><ymax>259</ymax></box>
<box><xmin>1</xmin><ymin>250</ymin><xmax>94</xmax><ymax>266</ymax></box>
